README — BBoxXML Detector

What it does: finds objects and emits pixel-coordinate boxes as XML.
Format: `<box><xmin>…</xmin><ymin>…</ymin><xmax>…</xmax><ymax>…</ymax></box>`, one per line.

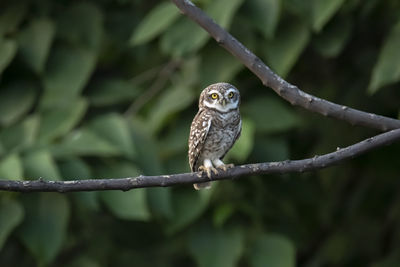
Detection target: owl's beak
<box><xmin>221</xmin><ymin>99</ymin><xmax>226</xmax><ymax>106</ymax></box>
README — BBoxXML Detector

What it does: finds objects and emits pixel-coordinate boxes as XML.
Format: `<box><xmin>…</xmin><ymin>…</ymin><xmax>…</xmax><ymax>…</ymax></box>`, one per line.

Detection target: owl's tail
<box><xmin>193</xmin><ymin>182</ymin><xmax>212</xmax><ymax>190</ymax></box>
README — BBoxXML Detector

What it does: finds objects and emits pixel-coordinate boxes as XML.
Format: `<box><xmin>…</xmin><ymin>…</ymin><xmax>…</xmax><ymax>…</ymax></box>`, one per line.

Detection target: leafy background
<box><xmin>0</xmin><ymin>0</ymin><xmax>400</xmax><ymax>266</ymax></box>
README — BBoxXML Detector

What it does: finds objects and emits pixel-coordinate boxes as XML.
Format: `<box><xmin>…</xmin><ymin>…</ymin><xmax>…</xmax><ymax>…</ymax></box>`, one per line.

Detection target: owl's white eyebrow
<box><xmin>226</xmin><ymin>88</ymin><xmax>236</xmax><ymax>94</ymax></box>
<box><xmin>208</xmin><ymin>90</ymin><xmax>220</xmax><ymax>95</ymax></box>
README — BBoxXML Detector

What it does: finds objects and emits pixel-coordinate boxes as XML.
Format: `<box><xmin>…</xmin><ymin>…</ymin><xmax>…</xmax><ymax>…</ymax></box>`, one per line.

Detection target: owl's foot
<box><xmin>217</xmin><ymin>163</ymin><xmax>234</xmax><ymax>172</ymax></box>
<box><xmin>213</xmin><ymin>158</ymin><xmax>234</xmax><ymax>172</ymax></box>
<box><xmin>198</xmin><ymin>165</ymin><xmax>219</xmax><ymax>178</ymax></box>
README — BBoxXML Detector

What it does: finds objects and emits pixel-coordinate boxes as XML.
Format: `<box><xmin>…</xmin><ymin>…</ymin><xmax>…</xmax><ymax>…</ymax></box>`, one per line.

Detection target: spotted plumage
<box><xmin>188</xmin><ymin>82</ymin><xmax>242</xmax><ymax>190</ymax></box>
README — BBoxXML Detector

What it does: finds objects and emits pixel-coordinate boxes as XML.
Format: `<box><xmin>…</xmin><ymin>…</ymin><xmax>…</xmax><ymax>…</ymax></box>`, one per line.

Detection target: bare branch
<box><xmin>171</xmin><ymin>0</ymin><xmax>400</xmax><ymax>131</ymax></box>
<box><xmin>1</xmin><ymin>128</ymin><xmax>400</xmax><ymax>193</ymax></box>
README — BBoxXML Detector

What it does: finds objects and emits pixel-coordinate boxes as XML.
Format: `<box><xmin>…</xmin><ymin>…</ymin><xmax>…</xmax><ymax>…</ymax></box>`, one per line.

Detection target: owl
<box><xmin>188</xmin><ymin>82</ymin><xmax>242</xmax><ymax>190</ymax></box>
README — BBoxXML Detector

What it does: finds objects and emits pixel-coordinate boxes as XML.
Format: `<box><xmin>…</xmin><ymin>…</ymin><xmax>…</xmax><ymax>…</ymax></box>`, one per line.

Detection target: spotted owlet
<box><xmin>188</xmin><ymin>82</ymin><xmax>242</xmax><ymax>190</ymax></box>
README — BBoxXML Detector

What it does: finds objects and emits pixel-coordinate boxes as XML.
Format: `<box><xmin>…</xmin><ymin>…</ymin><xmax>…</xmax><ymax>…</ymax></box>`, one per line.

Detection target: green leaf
<box><xmin>148</xmin><ymin>84</ymin><xmax>195</xmax><ymax>133</ymax></box>
<box><xmin>164</xmin><ymin>153</ymin><xmax>190</xmax><ymax>176</ymax></box>
<box><xmin>0</xmin><ymin>140</ymin><xmax>4</xmax><ymax>157</ymax></box>
<box><xmin>130</xmin><ymin>2</ymin><xmax>180</xmax><ymax>45</ymax></box>
<box><xmin>100</xmin><ymin>190</ymin><xmax>150</xmax><ymax>221</ymax></box>
<box><xmin>17</xmin><ymin>18</ymin><xmax>55</xmax><ymax>73</ymax></box>
<box><xmin>263</xmin><ymin>21</ymin><xmax>310</xmax><ymax>77</ymax></box>
<box><xmin>242</xmin><ymin>97</ymin><xmax>301</xmax><ymax>133</ymax></box>
<box><xmin>371</xmin><ymin>258</ymin><xmax>400</xmax><ymax>267</ymax></box>
<box><xmin>158</xmin><ymin>119</ymin><xmax>191</xmax><ymax>157</ymax></box>
<box><xmin>283</xmin><ymin>0</ymin><xmax>312</xmax><ymax>23</ymax></box>
<box><xmin>89</xmin><ymin>113</ymin><xmax>136</xmax><ymax>159</ymax></box>
<box><xmin>51</xmin><ymin>128</ymin><xmax>121</xmax><ymax>157</ymax></box>
<box><xmin>0</xmin><ymin>115</ymin><xmax>39</xmax><ymax>153</ymax></box>
<box><xmin>0</xmin><ymin>4</ymin><xmax>26</xmax><ymax>36</ymax></box>
<box><xmin>160</xmin><ymin>17</ymin><xmax>208</xmax><ymax>57</ymax></box>
<box><xmin>92</xmin><ymin>160</ymin><xmax>140</xmax><ymax>180</ymax></box>
<box><xmin>58</xmin><ymin>158</ymin><xmax>91</xmax><ymax>180</ymax></box>
<box><xmin>178</xmin><ymin>56</ymin><xmax>200</xmax><ymax>86</ymax></box>
<box><xmin>161</xmin><ymin>0</ymin><xmax>243</xmax><ymax>56</ymax></box>
<box><xmin>368</xmin><ymin>20</ymin><xmax>400</xmax><ymax>94</ymax></box>
<box><xmin>146</xmin><ymin>188</ymin><xmax>174</xmax><ymax>220</ymax></box>
<box><xmin>188</xmin><ymin>224</ymin><xmax>244</xmax><ymax>267</ymax></box>
<box><xmin>88</xmin><ymin>79</ymin><xmax>141</xmax><ymax>107</ymax></box>
<box><xmin>57</xmin><ymin>3</ymin><xmax>103</xmax><ymax>50</ymax></box>
<box><xmin>213</xmin><ymin>203</ymin><xmax>235</xmax><ymax>227</ymax></box>
<box><xmin>0</xmin><ymin>198</ymin><xmax>24</xmax><ymax>250</ymax></box>
<box><xmin>313</xmin><ymin>16</ymin><xmax>352</xmax><ymax>58</ymax></box>
<box><xmin>18</xmin><ymin>193</ymin><xmax>70</xmax><ymax>266</ymax></box>
<box><xmin>200</xmin><ymin>48</ymin><xmax>243</xmax><ymax>88</ymax></box>
<box><xmin>251</xmin><ymin>137</ymin><xmax>289</xmax><ymax>162</ymax></box>
<box><xmin>314</xmin><ymin>232</ymin><xmax>350</xmax><ymax>265</ymax></box>
<box><xmin>67</xmin><ymin>257</ymin><xmax>101</xmax><ymax>267</ymax></box>
<box><xmin>226</xmin><ymin>118</ymin><xmax>255</xmax><ymax>162</ymax></box>
<box><xmin>165</xmin><ymin>189</ymin><xmax>213</xmax><ymax>234</ymax></box>
<box><xmin>247</xmin><ymin>0</ymin><xmax>280</xmax><ymax>39</ymax></box>
<box><xmin>23</xmin><ymin>149</ymin><xmax>61</xmax><ymax>180</ymax></box>
<box><xmin>130</xmin><ymin>119</ymin><xmax>163</xmax><ymax>175</ymax></box>
<box><xmin>98</xmin><ymin>163</ymin><xmax>150</xmax><ymax>221</ymax></box>
<box><xmin>0</xmin><ymin>153</ymin><xmax>23</xmax><ymax>180</ymax></box>
<box><xmin>0</xmin><ymin>38</ymin><xmax>17</xmax><ymax>74</ymax></box>
<box><xmin>38</xmin><ymin>98</ymin><xmax>88</xmax><ymax>143</ymax></box>
<box><xmin>41</xmin><ymin>44</ymin><xmax>97</xmax><ymax>109</ymax></box>
<box><xmin>210</xmin><ymin>0</ymin><xmax>244</xmax><ymax>27</ymax></box>
<box><xmin>0</xmin><ymin>82</ymin><xmax>36</xmax><ymax>127</ymax></box>
<box><xmin>312</xmin><ymin>0</ymin><xmax>346</xmax><ymax>32</ymax></box>
<box><xmin>249</xmin><ymin>233</ymin><xmax>295</xmax><ymax>267</ymax></box>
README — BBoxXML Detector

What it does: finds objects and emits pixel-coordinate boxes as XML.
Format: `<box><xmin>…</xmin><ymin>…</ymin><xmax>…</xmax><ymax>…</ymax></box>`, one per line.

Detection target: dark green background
<box><xmin>0</xmin><ymin>0</ymin><xmax>400</xmax><ymax>266</ymax></box>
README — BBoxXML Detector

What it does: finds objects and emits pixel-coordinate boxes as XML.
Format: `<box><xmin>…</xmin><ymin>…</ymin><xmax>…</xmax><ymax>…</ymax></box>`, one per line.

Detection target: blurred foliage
<box><xmin>0</xmin><ymin>0</ymin><xmax>400</xmax><ymax>266</ymax></box>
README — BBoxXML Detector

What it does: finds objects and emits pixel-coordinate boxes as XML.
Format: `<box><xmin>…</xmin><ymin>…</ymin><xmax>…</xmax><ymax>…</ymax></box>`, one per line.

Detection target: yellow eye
<box><xmin>211</xmin><ymin>93</ymin><xmax>218</xmax><ymax>99</ymax></box>
<box><xmin>228</xmin><ymin>92</ymin><xmax>234</xmax><ymax>98</ymax></box>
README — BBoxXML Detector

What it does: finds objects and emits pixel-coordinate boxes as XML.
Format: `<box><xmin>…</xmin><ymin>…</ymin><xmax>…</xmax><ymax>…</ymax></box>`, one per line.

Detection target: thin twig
<box><xmin>171</xmin><ymin>0</ymin><xmax>400</xmax><ymax>131</ymax></box>
<box><xmin>125</xmin><ymin>60</ymin><xmax>181</xmax><ymax>117</ymax></box>
<box><xmin>129</xmin><ymin>64</ymin><xmax>162</xmax><ymax>84</ymax></box>
<box><xmin>1</xmin><ymin>128</ymin><xmax>400</xmax><ymax>192</ymax></box>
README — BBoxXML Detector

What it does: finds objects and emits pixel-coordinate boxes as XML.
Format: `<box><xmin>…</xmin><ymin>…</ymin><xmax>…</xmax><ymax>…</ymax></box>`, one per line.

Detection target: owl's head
<box><xmin>199</xmin><ymin>83</ymin><xmax>240</xmax><ymax>112</ymax></box>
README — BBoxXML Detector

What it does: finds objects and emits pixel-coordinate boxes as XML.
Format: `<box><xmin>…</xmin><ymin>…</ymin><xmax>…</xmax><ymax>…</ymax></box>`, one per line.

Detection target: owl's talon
<box><xmin>198</xmin><ymin>165</ymin><xmax>210</xmax><ymax>178</ymax></box>
<box><xmin>206</xmin><ymin>169</ymin><xmax>212</xmax><ymax>178</ymax></box>
<box><xmin>218</xmin><ymin>165</ymin><xmax>228</xmax><ymax>172</ymax></box>
<box><xmin>198</xmin><ymin>165</ymin><xmax>218</xmax><ymax>179</ymax></box>
<box><xmin>216</xmin><ymin>163</ymin><xmax>234</xmax><ymax>172</ymax></box>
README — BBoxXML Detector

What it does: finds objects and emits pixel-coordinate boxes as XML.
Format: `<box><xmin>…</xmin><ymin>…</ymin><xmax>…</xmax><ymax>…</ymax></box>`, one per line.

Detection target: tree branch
<box><xmin>1</xmin><ymin>128</ymin><xmax>400</xmax><ymax>192</ymax></box>
<box><xmin>171</xmin><ymin>0</ymin><xmax>400</xmax><ymax>132</ymax></box>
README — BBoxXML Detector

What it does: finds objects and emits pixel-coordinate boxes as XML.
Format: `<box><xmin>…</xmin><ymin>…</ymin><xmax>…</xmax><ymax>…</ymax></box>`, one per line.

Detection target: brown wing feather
<box><xmin>188</xmin><ymin>110</ymin><xmax>212</xmax><ymax>172</ymax></box>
